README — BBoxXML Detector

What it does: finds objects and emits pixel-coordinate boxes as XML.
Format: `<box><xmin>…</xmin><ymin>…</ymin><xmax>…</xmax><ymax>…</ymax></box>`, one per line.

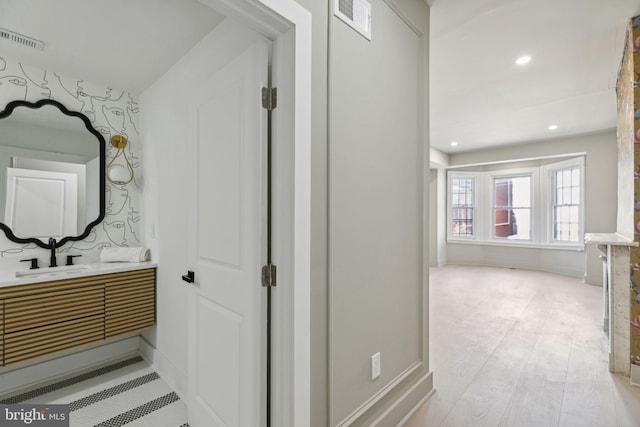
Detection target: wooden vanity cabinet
<box><xmin>0</xmin><ymin>268</ymin><xmax>155</xmax><ymax>367</ymax></box>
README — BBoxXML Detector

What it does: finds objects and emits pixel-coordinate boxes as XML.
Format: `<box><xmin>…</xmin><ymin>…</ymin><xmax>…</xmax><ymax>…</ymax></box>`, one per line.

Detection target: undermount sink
<box><xmin>15</xmin><ymin>264</ymin><xmax>91</xmax><ymax>278</ymax></box>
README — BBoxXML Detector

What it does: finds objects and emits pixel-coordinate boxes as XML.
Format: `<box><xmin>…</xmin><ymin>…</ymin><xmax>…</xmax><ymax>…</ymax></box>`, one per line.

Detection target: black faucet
<box><xmin>49</xmin><ymin>237</ymin><xmax>57</xmax><ymax>267</ymax></box>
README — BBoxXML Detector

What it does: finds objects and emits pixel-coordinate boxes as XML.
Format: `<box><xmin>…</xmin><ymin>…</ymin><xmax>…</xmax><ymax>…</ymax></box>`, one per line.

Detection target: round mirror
<box><xmin>0</xmin><ymin>99</ymin><xmax>106</xmax><ymax>249</ymax></box>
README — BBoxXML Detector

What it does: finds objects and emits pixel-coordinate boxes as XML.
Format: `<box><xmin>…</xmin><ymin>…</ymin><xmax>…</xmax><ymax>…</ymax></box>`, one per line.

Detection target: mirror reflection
<box><xmin>0</xmin><ymin>102</ymin><xmax>101</xmax><ymax>244</ymax></box>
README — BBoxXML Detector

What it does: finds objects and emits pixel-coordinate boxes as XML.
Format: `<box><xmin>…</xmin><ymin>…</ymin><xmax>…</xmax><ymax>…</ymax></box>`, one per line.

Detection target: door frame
<box><xmin>195</xmin><ymin>1</ymin><xmax>311</xmax><ymax>426</ymax></box>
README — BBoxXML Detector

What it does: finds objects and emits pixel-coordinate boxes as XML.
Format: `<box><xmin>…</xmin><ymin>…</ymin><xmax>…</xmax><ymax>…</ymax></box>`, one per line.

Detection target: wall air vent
<box><xmin>334</xmin><ymin>0</ymin><xmax>372</xmax><ymax>41</ymax></box>
<box><xmin>0</xmin><ymin>28</ymin><xmax>45</xmax><ymax>50</ymax></box>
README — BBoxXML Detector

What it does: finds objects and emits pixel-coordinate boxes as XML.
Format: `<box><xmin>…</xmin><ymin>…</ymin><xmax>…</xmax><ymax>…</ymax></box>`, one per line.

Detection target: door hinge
<box><xmin>262</xmin><ymin>264</ymin><xmax>277</xmax><ymax>287</ymax></box>
<box><xmin>262</xmin><ymin>87</ymin><xmax>277</xmax><ymax>110</ymax></box>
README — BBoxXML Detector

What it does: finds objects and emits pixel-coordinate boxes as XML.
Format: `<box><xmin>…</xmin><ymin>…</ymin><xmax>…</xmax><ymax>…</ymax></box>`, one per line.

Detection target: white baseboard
<box><xmin>138</xmin><ymin>337</ymin><xmax>188</xmax><ymax>401</ymax></box>
<box><xmin>395</xmin><ymin>385</ymin><xmax>436</xmax><ymax>426</ymax></box>
<box><xmin>0</xmin><ymin>337</ymin><xmax>139</xmax><ymax>397</ymax></box>
<box><xmin>375</xmin><ymin>370</ymin><xmax>433</xmax><ymax>427</ymax></box>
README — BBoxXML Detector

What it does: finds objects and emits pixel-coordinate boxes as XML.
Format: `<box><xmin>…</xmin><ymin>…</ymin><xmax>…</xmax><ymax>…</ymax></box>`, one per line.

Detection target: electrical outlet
<box><xmin>371</xmin><ymin>352</ymin><xmax>381</xmax><ymax>380</ymax></box>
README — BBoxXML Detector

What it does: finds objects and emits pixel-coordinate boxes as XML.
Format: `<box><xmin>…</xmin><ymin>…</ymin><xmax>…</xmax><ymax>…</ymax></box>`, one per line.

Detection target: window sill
<box><xmin>446</xmin><ymin>238</ymin><xmax>584</xmax><ymax>252</ymax></box>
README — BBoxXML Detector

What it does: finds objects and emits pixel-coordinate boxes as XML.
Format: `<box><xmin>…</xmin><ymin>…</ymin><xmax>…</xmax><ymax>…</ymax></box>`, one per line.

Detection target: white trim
<box><xmin>446</xmin><ymin>238</ymin><xmax>585</xmax><ymax>252</ymax></box>
<box><xmin>395</xmin><ymin>387</ymin><xmax>436</xmax><ymax>427</ymax></box>
<box><xmin>254</xmin><ymin>1</ymin><xmax>312</xmax><ymax>426</ymax></box>
<box><xmin>446</xmin><ymin>152</ymin><xmax>587</xmax><ymax>169</ymax></box>
<box><xmin>336</xmin><ymin>362</ymin><xmax>422</xmax><ymax>426</ymax></box>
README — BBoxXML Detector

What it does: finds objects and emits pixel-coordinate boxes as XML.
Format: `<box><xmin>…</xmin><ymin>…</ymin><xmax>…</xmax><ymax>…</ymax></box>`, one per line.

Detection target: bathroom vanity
<box><xmin>0</xmin><ymin>263</ymin><xmax>156</xmax><ymax>367</ymax></box>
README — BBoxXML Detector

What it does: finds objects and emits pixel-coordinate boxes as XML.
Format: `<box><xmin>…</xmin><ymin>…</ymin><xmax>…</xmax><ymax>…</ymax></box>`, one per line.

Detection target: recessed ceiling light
<box><xmin>515</xmin><ymin>55</ymin><xmax>531</xmax><ymax>65</ymax></box>
<box><xmin>450</xmin><ymin>141</ymin><xmax>459</xmax><ymax>147</ymax></box>
<box><xmin>548</xmin><ymin>124</ymin><xmax>558</xmax><ymax>130</ymax></box>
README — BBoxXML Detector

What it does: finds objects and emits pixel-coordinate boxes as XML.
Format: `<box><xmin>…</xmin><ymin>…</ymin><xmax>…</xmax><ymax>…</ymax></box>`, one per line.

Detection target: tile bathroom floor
<box><xmin>0</xmin><ymin>355</ymin><xmax>188</xmax><ymax>427</ymax></box>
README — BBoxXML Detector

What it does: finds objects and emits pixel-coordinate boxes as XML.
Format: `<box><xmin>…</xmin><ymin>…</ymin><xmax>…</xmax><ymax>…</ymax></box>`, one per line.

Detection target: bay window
<box><xmin>447</xmin><ymin>157</ymin><xmax>584</xmax><ymax>249</ymax></box>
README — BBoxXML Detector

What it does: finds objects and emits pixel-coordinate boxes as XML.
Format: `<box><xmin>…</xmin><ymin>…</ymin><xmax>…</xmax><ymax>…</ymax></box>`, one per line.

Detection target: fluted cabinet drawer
<box><xmin>105</xmin><ymin>270</ymin><xmax>155</xmax><ymax>338</ymax></box>
<box><xmin>0</xmin><ymin>300</ymin><xmax>4</xmax><ymax>366</ymax></box>
<box><xmin>4</xmin><ymin>314</ymin><xmax>104</xmax><ymax>366</ymax></box>
<box><xmin>4</xmin><ymin>286</ymin><xmax>104</xmax><ymax>333</ymax></box>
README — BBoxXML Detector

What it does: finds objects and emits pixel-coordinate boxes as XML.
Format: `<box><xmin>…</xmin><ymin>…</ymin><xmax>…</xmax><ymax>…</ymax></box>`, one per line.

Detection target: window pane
<box><xmin>571</xmin><ymin>168</ymin><xmax>580</xmax><ymax>185</ymax></box>
<box><xmin>494</xmin><ymin>180</ymin><xmax>511</xmax><ymax>207</ymax></box>
<box><xmin>451</xmin><ymin>177</ymin><xmax>474</xmax><ymax>237</ymax></box>
<box><xmin>570</xmin><ymin>206</ymin><xmax>579</xmax><ymax>223</ymax></box>
<box><xmin>513</xmin><ymin>209</ymin><xmax>530</xmax><ymax>239</ymax></box>
<box><xmin>495</xmin><ymin>209</ymin><xmax>510</xmax><ymax>226</ymax></box>
<box><xmin>496</xmin><ymin>208</ymin><xmax>531</xmax><ymax>240</ymax></box>
<box><xmin>493</xmin><ymin>175</ymin><xmax>531</xmax><ymax>239</ymax></box>
<box><xmin>569</xmin><ymin>224</ymin><xmax>579</xmax><ymax>241</ymax></box>
<box><xmin>571</xmin><ymin>187</ymin><xmax>580</xmax><ymax>204</ymax></box>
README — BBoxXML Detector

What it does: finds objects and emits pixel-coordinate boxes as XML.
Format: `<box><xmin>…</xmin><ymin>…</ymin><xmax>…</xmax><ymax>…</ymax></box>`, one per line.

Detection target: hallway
<box><xmin>406</xmin><ymin>265</ymin><xmax>640</xmax><ymax>426</ymax></box>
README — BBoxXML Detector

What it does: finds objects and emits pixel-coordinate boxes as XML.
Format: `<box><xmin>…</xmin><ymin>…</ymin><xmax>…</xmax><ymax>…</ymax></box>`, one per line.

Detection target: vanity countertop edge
<box><xmin>0</xmin><ymin>262</ymin><xmax>157</xmax><ymax>288</ymax></box>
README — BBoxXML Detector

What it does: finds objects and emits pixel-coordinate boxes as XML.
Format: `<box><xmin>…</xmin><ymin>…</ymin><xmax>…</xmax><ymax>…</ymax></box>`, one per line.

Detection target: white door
<box><xmin>187</xmin><ymin>40</ymin><xmax>268</xmax><ymax>427</ymax></box>
<box><xmin>5</xmin><ymin>167</ymin><xmax>78</xmax><ymax>238</ymax></box>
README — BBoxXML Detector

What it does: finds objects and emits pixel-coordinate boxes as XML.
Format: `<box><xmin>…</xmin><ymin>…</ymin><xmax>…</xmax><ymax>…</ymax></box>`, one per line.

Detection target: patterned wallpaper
<box><xmin>0</xmin><ymin>56</ymin><xmax>142</xmax><ymax>261</ymax></box>
<box><xmin>626</xmin><ymin>16</ymin><xmax>640</xmax><ymax>364</ymax></box>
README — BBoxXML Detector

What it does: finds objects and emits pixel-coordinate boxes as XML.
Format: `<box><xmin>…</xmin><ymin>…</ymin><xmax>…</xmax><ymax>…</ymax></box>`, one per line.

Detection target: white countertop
<box><xmin>584</xmin><ymin>233</ymin><xmax>639</xmax><ymax>247</ymax></box>
<box><xmin>0</xmin><ymin>261</ymin><xmax>157</xmax><ymax>288</ymax></box>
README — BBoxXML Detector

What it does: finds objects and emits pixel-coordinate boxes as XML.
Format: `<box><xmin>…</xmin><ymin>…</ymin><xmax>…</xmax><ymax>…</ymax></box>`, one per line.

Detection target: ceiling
<box><xmin>1</xmin><ymin>0</ymin><xmax>638</xmax><ymax>155</ymax></box>
<box><xmin>0</xmin><ymin>0</ymin><xmax>225</xmax><ymax>94</ymax></box>
<box><xmin>430</xmin><ymin>0</ymin><xmax>640</xmax><ymax>154</ymax></box>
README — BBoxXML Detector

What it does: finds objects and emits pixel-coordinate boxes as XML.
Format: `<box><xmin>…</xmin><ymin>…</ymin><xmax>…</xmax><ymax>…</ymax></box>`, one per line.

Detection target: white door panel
<box><xmin>188</xmin><ymin>40</ymin><xmax>268</xmax><ymax>427</ymax></box>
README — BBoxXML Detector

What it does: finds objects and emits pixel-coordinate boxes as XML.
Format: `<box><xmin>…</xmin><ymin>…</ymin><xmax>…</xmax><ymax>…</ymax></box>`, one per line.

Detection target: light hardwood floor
<box><xmin>405</xmin><ymin>265</ymin><xmax>640</xmax><ymax>427</ymax></box>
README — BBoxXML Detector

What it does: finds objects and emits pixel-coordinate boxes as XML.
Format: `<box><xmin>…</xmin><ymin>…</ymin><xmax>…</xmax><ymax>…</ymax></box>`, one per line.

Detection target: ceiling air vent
<box><xmin>0</xmin><ymin>28</ymin><xmax>45</xmax><ymax>50</ymax></box>
<box><xmin>334</xmin><ymin>0</ymin><xmax>371</xmax><ymax>41</ymax></box>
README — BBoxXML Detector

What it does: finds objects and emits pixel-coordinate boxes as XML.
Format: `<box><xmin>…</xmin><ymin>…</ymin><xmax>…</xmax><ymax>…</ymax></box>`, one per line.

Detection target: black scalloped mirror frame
<box><xmin>0</xmin><ymin>99</ymin><xmax>106</xmax><ymax>249</ymax></box>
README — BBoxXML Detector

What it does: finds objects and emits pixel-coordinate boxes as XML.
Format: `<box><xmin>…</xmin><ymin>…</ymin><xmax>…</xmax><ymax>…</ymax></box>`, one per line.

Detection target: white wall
<box><xmin>329</xmin><ymin>0</ymin><xmax>431</xmax><ymax>424</ymax></box>
<box><xmin>446</xmin><ymin>131</ymin><xmax>617</xmax><ymax>283</ymax></box>
<box><xmin>139</xmin><ymin>19</ymin><xmax>262</xmax><ymax>397</ymax></box>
